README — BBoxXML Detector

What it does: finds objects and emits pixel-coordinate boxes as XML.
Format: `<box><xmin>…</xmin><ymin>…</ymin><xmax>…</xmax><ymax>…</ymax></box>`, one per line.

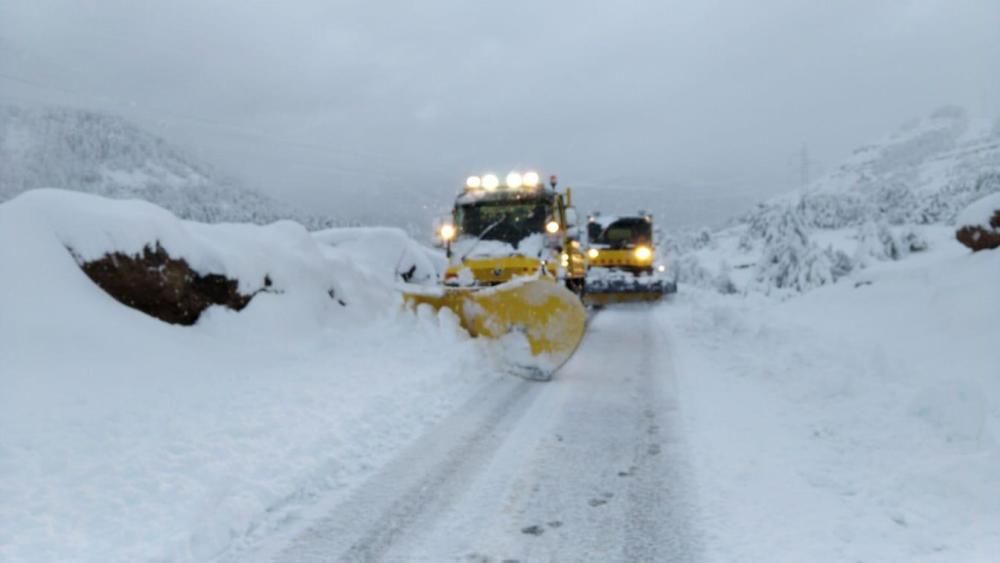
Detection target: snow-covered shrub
<box><xmin>737</xmin><ymin>225</ymin><xmax>758</xmax><ymax>252</ymax></box>
<box><xmin>659</xmin><ymin>235</ymin><xmax>683</xmax><ymax>257</ymax></box>
<box><xmin>672</xmin><ymin>254</ymin><xmax>715</xmax><ymax>288</ymax></box>
<box><xmin>663</xmin><ymin>227</ymin><xmax>715</xmax><ymax>255</ymax></box>
<box><xmin>852</xmin><ymin>221</ymin><xmax>930</xmax><ymax>266</ymax></box>
<box><xmin>740</xmin><ymin>203</ymin><xmax>789</xmax><ymax>250</ymax></box>
<box><xmin>693</xmin><ymin>228</ymin><xmax>714</xmax><ymax>250</ymax></box>
<box><xmin>754</xmin><ymin>241</ymin><xmax>841</xmax><ymax>295</ymax></box>
<box><xmin>799</xmin><ymin>191</ymin><xmax>867</xmax><ymax>229</ymax></box>
<box><xmin>978</xmin><ymin>170</ymin><xmax>1000</xmax><ymax>192</ymax></box>
<box><xmin>752</xmin><ymin>208</ymin><xmax>850</xmax><ymax>294</ymax></box>
<box><xmin>871</xmin><ymin>182</ymin><xmax>919</xmax><ymax>225</ymax></box>
<box><xmin>913</xmin><ymin>172</ymin><xmax>1000</xmax><ymax>225</ymax></box>
<box><xmin>737</xmin><ymin>205</ymin><xmax>780</xmax><ymax>251</ymax></box>
<box><xmin>899</xmin><ymin>226</ymin><xmax>929</xmax><ymax>253</ymax></box>
<box><xmin>714</xmin><ymin>260</ymin><xmax>738</xmax><ymax>294</ymax></box>
<box><xmin>670</xmin><ymin>253</ymin><xmax>739</xmax><ymax>294</ymax></box>
<box><xmin>741</xmin><ymin>192</ymin><xmax>870</xmax><ymax>249</ymax></box>
<box><xmin>854</xmin><ymin>220</ymin><xmax>907</xmax><ymax>266</ymax></box>
<box><xmin>913</xmin><ymin>184</ymin><xmax>967</xmax><ymax>224</ymax></box>
<box><xmin>829</xmin><ymin>247</ymin><xmax>855</xmax><ymax>278</ymax></box>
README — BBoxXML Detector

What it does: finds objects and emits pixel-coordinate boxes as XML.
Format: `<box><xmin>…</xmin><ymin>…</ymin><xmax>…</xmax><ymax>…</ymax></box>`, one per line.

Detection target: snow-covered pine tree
<box><xmin>854</xmin><ymin>220</ymin><xmax>906</xmax><ymax>267</ymax></box>
<box><xmin>752</xmin><ymin>207</ymin><xmax>848</xmax><ymax>294</ymax></box>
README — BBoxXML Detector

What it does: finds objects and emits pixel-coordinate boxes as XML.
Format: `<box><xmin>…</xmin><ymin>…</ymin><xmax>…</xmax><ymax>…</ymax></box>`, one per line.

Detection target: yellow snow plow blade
<box><xmin>403</xmin><ymin>277</ymin><xmax>587</xmax><ymax>379</ymax></box>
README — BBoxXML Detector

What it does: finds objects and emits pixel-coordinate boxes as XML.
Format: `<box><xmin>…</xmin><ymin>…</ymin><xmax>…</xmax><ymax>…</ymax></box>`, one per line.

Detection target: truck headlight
<box><xmin>587</xmin><ymin>248</ymin><xmax>599</xmax><ymax>259</ymax></box>
<box><xmin>634</xmin><ymin>246</ymin><xmax>652</xmax><ymax>261</ymax></box>
<box><xmin>545</xmin><ymin>220</ymin><xmax>560</xmax><ymax>234</ymax></box>
<box><xmin>439</xmin><ymin>224</ymin><xmax>456</xmax><ymax>241</ymax></box>
<box><xmin>482</xmin><ymin>174</ymin><xmax>499</xmax><ymax>190</ymax></box>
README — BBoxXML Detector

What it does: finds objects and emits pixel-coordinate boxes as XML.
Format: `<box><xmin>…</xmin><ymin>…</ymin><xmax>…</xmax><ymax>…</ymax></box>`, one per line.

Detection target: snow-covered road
<box><xmin>245</xmin><ymin>306</ymin><xmax>700</xmax><ymax>562</ymax></box>
<box><xmin>5</xmin><ymin>191</ymin><xmax>995</xmax><ymax>562</ymax></box>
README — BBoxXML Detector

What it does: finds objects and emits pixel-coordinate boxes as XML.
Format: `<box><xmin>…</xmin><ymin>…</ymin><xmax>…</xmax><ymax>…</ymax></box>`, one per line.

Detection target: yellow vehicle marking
<box><xmin>403</xmin><ymin>277</ymin><xmax>587</xmax><ymax>377</ymax></box>
<box><xmin>587</xmin><ymin>248</ymin><xmax>655</xmax><ymax>268</ymax></box>
<box><xmin>445</xmin><ymin>253</ymin><xmax>586</xmax><ymax>284</ymax></box>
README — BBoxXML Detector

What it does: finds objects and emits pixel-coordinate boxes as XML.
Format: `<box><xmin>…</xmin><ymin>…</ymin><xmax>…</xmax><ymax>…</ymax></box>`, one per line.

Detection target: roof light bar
<box><xmin>481</xmin><ymin>174</ymin><xmax>499</xmax><ymax>190</ymax></box>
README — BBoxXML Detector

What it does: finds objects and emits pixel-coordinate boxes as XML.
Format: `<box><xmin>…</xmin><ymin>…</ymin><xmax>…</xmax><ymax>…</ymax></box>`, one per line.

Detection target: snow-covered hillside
<box><xmin>668</xmin><ymin>232</ymin><xmax>1000</xmax><ymax>562</ymax></box>
<box><xmin>811</xmin><ymin>106</ymin><xmax>1000</xmax><ymax>199</ymax></box>
<box><xmin>0</xmin><ymin>105</ymin><xmax>305</xmax><ymax>225</ymax></box>
<box><xmin>666</xmin><ymin>107</ymin><xmax>1000</xmax><ymax>296</ymax></box>
<box><xmin>654</xmin><ymin>107</ymin><xmax>1000</xmax><ymax>560</ymax></box>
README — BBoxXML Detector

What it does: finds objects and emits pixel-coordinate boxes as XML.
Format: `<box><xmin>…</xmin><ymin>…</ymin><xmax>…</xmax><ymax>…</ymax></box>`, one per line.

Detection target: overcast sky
<box><xmin>2</xmin><ymin>0</ymin><xmax>998</xmax><ymax>225</ymax></box>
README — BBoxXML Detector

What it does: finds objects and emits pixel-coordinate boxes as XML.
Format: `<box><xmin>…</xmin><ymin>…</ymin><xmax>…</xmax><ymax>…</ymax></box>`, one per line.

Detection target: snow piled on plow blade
<box><xmin>403</xmin><ymin>276</ymin><xmax>588</xmax><ymax>380</ymax></box>
<box><xmin>583</xmin><ymin>268</ymin><xmax>677</xmax><ymax>305</ymax></box>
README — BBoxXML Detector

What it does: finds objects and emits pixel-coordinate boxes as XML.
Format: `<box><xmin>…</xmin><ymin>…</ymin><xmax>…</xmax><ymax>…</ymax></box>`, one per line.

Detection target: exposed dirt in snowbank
<box><xmin>77</xmin><ymin>243</ymin><xmax>262</xmax><ymax>325</ymax></box>
<box><xmin>0</xmin><ymin>189</ymin><xmax>481</xmax><ymax>562</ymax></box>
<box><xmin>956</xmin><ymin>223</ymin><xmax>1000</xmax><ymax>251</ymax></box>
<box><xmin>956</xmin><ymin>209</ymin><xmax>1000</xmax><ymax>251</ymax></box>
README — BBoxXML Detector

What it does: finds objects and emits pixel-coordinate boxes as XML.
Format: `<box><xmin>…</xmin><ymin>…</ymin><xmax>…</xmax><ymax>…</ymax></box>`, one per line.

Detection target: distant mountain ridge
<box><xmin>741</xmin><ymin>107</ymin><xmax>1000</xmax><ymax>230</ymax></box>
<box><xmin>0</xmin><ymin>104</ymin><xmax>299</xmax><ymax>225</ymax></box>
<box><xmin>671</xmin><ymin>107</ymin><xmax>1000</xmax><ymax>296</ymax></box>
<box><xmin>811</xmin><ymin>105</ymin><xmax>1000</xmax><ymax>197</ymax></box>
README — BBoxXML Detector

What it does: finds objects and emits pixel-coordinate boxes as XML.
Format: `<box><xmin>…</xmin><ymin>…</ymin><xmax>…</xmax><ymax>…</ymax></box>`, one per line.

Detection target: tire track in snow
<box><xmin>456</xmin><ymin>306</ymin><xmax>700</xmax><ymax>562</ymax></box>
<box><xmin>270</xmin><ymin>375</ymin><xmax>541</xmax><ymax>562</ymax></box>
<box><xmin>623</xmin><ymin>312</ymin><xmax>699</xmax><ymax>561</ymax></box>
<box><xmin>264</xmin><ymin>306</ymin><xmax>700</xmax><ymax>562</ymax></box>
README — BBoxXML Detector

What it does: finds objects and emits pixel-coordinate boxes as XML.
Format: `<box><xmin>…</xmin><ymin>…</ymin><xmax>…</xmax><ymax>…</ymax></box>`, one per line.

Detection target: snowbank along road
<box><xmin>242</xmin><ymin>306</ymin><xmax>701</xmax><ymax>562</ymax></box>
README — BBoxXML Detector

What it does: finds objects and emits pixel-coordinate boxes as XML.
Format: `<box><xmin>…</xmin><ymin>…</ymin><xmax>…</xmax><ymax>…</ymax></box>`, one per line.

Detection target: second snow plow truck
<box><xmin>404</xmin><ymin>172</ymin><xmax>587</xmax><ymax>379</ymax></box>
<box><xmin>584</xmin><ymin>213</ymin><xmax>677</xmax><ymax>305</ymax></box>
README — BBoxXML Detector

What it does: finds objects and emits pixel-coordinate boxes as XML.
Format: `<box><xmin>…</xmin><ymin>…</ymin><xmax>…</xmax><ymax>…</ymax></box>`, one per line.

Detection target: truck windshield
<box><xmin>588</xmin><ymin>218</ymin><xmax>652</xmax><ymax>248</ymax></box>
<box><xmin>456</xmin><ymin>200</ymin><xmax>547</xmax><ymax>246</ymax></box>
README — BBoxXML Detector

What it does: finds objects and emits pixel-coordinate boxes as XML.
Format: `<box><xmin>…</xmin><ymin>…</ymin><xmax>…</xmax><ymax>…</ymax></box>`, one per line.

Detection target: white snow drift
<box><xmin>0</xmin><ymin>189</ymin><xmax>489</xmax><ymax>562</ymax></box>
<box><xmin>3</xmin><ymin>103</ymin><xmax>999</xmax><ymax>563</ymax></box>
<box><xmin>666</xmin><ymin>230</ymin><xmax>1000</xmax><ymax>562</ymax></box>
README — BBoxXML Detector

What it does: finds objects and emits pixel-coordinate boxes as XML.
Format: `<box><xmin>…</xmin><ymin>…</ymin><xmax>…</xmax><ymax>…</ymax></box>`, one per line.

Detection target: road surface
<box><xmin>246</xmin><ymin>306</ymin><xmax>700</xmax><ymax>562</ymax></box>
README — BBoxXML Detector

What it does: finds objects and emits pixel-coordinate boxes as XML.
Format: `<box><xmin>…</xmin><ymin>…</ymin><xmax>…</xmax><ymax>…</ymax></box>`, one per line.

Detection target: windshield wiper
<box><xmin>460</xmin><ymin>213</ymin><xmax>507</xmax><ymax>260</ymax></box>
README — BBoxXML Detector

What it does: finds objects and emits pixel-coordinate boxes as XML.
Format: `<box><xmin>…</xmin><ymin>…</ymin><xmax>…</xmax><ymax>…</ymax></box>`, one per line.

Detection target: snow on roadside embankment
<box><xmin>0</xmin><ymin>189</ymin><xmax>485</xmax><ymax>562</ymax></box>
<box><xmin>665</xmin><ymin>108</ymin><xmax>1000</xmax><ymax>298</ymax></box>
<box><xmin>663</xmin><ymin>236</ymin><xmax>1000</xmax><ymax>561</ymax></box>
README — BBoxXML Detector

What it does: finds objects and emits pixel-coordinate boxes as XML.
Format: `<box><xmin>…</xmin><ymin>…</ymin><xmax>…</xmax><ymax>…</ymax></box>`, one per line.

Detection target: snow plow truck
<box><xmin>403</xmin><ymin>172</ymin><xmax>587</xmax><ymax>379</ymax></box>
<box><xmin>583</xmin><ymin>213</ymin><xmax>677</xmax><ymax>305</ymax></box>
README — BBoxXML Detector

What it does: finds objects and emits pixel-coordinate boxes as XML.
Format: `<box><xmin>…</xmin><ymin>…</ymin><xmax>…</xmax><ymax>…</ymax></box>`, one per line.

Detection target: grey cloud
<box><xmin>2</xmin><ymin>0</ymin><xmax>997</xmax><ymax>227</ymax></box>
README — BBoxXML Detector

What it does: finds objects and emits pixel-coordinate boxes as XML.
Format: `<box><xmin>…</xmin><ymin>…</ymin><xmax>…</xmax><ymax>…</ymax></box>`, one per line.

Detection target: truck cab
<box><xmin>584</xmin><ymin>213</ymin><xmax>676</xmax><ymax>303</ymax></box>
<box><xmin>438</xmin><ymin>172</ymin><xmax>586</xmax><ymax>294</ymax></box>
